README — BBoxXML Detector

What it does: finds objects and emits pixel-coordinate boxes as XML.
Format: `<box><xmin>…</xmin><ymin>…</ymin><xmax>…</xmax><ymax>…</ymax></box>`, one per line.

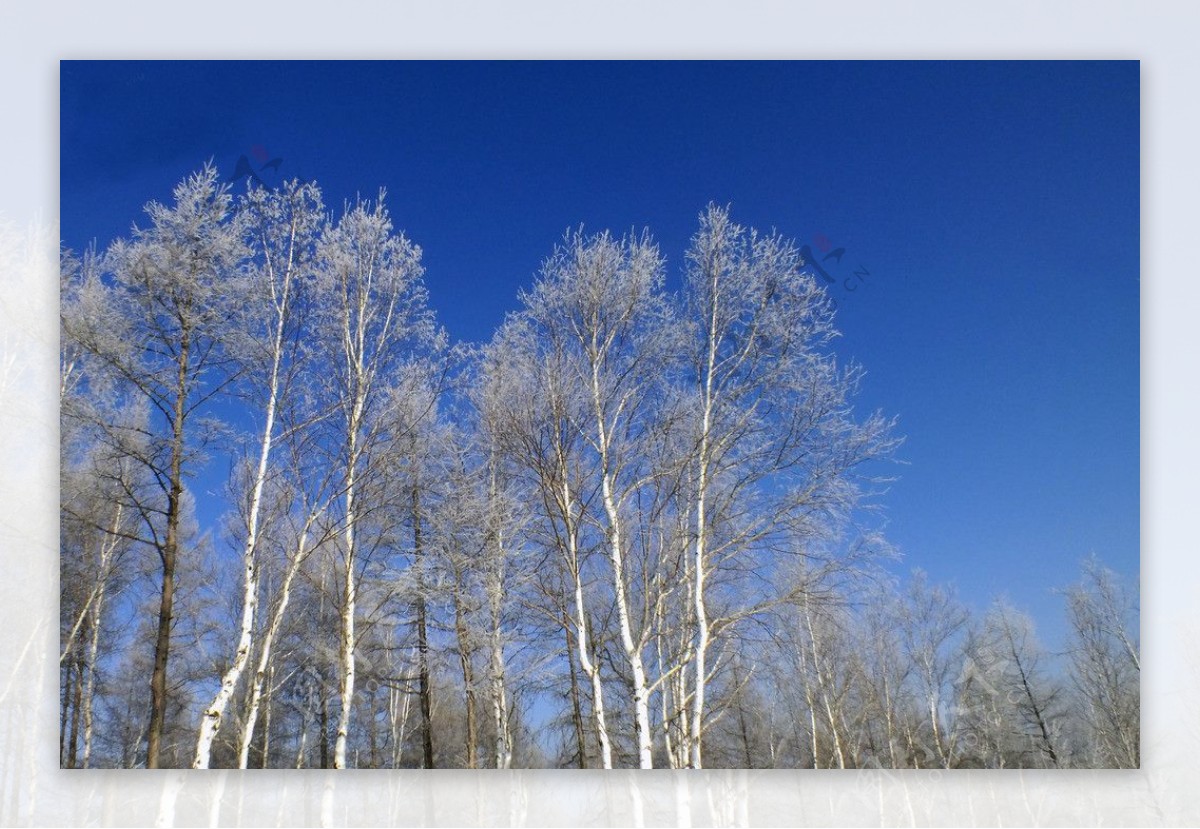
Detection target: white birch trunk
<box><xmin>61</xmin><ymin>501</ymin><xmax>123</xmax><ymax>667</ymax></box>
<box><xmin>801</xmin><ymin>599</ymin><xmax>847</xmax><ymax>769</ymax></box>
<box><xmin>194</xmin><ymin>278</ymin><xmax>289</xmax><ymax>769</ymax></box>
<box><xmin>563</xmin><ymin>478</ymin><xmax>612</xmax><ymax>769</ymax></box>
<box><xmin>590</xmin><ymin>357</ymin><xmax>653</xmax><ymax>768</ymax></box>
<box><xmin>797</xmin><ymin>632</ymin><xmax>820</xmax><ymax>768</ymax></box>
<box><xmin>489</xmin><ymin>639</ymin><xmax>510</xmax><ymax>770</ymax></box>
<box><xmin>688</xmin><ymin>287</ymin><xmax>721</xmax><ymax>770</ymax></box>
<box><xmin>80</xmin><ymin>499</ymin><xmax>122</xmax><ymax>768</ymax></box>
<box><xmin>389</xmin><ymin>653</ymin><xmax>415</xmax><ymax>769</ymax></box>
<box><xmin>688</xmin><ymin>425</ymin><xmax>712</xmax><ymax>769</ymax></box>
<box><xmin>239</xmin><ymin>523</ymin><xmax>313</xmax><ymax>768</ymax></box>
<box><xmin>574</xmin><ymin>574</ymin><xmax>613</xmax><ymax>769</ymax></box>
<box><xmin>80</xmin><ymin>563</ymin><xmax>107</xmax><ymax>769</ymax></box>
<box><xmin>928</xmin><ymin>688</ymin><xmax>947</xmax><ymax>767</ymax></box>
<box><xmin>599</xmin><ymin>456</ymin><xmax>653</xmax><ymax>768</ymax></box>
<box><xmin>656</xmin><ymin>631</ymin><xmax>675</xmax><ymax>768</ymax></box>
<box><xmin>334</xmin><ymin>393</ymin><xmax>364</xmax><ymax>769</ymax></box>
<box><xmin>488</xmin><ymin>536</ymin><xmax>512</xmax><ymax>770</ymax></box>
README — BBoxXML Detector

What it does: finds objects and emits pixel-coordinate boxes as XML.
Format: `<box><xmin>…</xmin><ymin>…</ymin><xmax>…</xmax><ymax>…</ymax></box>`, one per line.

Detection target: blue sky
<box><xmin>60</xmin><ymin>60</ymin><xmax>1140</xmax><ymax>649</ymax></box>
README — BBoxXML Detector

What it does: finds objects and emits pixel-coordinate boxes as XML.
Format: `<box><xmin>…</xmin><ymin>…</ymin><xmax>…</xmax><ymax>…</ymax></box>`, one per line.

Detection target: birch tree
<box><xmin>1064</xmin><ymin>557</ymin><xmax>1140</xmax><ymax>767</ymax></box>
<box><xmin>422</xmin><ymin>424</ymin><xmax>486</xmax><ymax>767</ymax></box>
<box><xmin>478</xmin><ymin>444</ymin><xmax>524</xmax><ymax>770</ymax></box>
<box><xmin>422</xmin><ymin>408</ymin><xmax>531</xmax><ymax>769</ymax></box>
<box><xmin>60</xmin><ymin>254</ymin><xmax>138</xmax><ymax>742</ymax></box>
<box><xmin>898</xmin><ymin>571</ymin><xmax>969</xmax><ymax>768</ymax></box>
<box><xmin>480</xmin><ymin>313</ymin><xmax>616</xmax><ymax>767</ymax></box>
<box><xmin>675</xmin><ymin>205</ymin><xmax>897</xmax><ymax>767</ymax></box>
<box><xmin>856</xmin><ymin>583</ymin><xmax>916</xmax><ymax>768</ymax></box>
<box><xmin>311</xmin><ymin>192</ymin><xmax>439</xmax><ymax>768</ymax></box>
<box><xmin>193</xmin><ymin>180</ymin><xmax>324</xmax><ymax>768</ymax></box>
<box><xmin>62</xmin><ymin>168</ymin><xmax>1139</xmax><ymax>770</ymax></box>
<box><xmin>59</xmin><ymin>433</ymin><xmax>140</xmax><ymax>767</ymax></box>
<box><xmin>66</xmin><ymin>164</ymin><xmax>245</xmax><ymax>767</ymax></box>
<box><xmin>516</xmin><ymin>229</ymin><xmax>673</xmax><ymax>767</ymax></box>
<box><xmin>232</xmin><ymin>327</ymin><xmax>351</xmax><ymax>767</ymax></box>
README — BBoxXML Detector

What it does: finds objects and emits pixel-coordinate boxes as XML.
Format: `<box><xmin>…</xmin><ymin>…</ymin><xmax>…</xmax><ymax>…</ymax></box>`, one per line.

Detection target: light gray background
<box><xmin>0</xmin><ymin>3</ymin><xmax>1192</xmax><ymax>825</ymax></box>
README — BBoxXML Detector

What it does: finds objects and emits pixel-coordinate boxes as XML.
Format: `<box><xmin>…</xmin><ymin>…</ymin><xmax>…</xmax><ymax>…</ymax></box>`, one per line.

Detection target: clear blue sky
<box><xmin>60</xmin><ymin>60</ymin><xmax>1140</xmax><ymax>649</ymax></box>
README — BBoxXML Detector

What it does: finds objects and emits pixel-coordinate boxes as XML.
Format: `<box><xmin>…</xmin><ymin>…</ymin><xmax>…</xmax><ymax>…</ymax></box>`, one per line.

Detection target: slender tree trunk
<box><xmin>489</xmin><ymin>629</ymin><xmax>511</xmax><ymax>771</ymax></box>
<box><xmin>925</xmin><ymin>676</ymin><xmax>948</xmax><ymax>767</ymax></box>
<box><xmin>389</xmin><ymin>659</ymin><xmax>414</xmax><ymax>769</ymax></box>
<box><xmin>194</xmin><ymin>546</ymin><xmax>258</xmax><ymax>767</ymax></box>
<box><xmin>736</xmin><ymin>691</ymin><xmax>753</xmax><ymax>769</ymax></box>
<box><xmin>689</xmin><ymin>468</ymin><xmax>711</xmax><ymax>768</ymax></box>
<box><xmin>564</xmin><ymin>623</ymin><xmax>587</xmax><ymax>769</ymax></box>
<box><xmin>413</xmin><ymin>484</ymin><xmax>435</xmax><ymax>769</ymax></box>
<box><xmin>368</xmin><ymin>687</ymin><xmax>381</xmax><ymax>768</ymax></box>
<box><xmin>334</xmin><ymin>393</ymin><xmax>364</xmax><ymax>770</ymax></box>
<box><xmin>486</xmin><ymin>482</ymin><xmax>513</xmax><ymax>771</ymax></box>
<box><xmin>563</xmin><ymin>478</ymin><xmax>612</xmax><ymax>769</ymax></box>
<box><xmin>599</xmin><ymin>469</ymin><xmax>653</xmax><ymax>768</ymax></box>
<box><xmin>148</xmin><ymin>328</ymin><xmax>190</xmax><ymax>769</ymax></box>
<box><xmin>689</xmin><ymin>298</ymin><xmax>719</xmax><ymax>770</ymax></box>
<box><xmin>239</xmin><ymin>524</ymin><xmax>313</xmax><ymax>768</ymax></box>
<box><xmin>801</xmin><ymin>597</ymin><xmax>847</xmax><ymax>769</ymax></box>
<box><xmin>656</xmin><ymin>630</ymin><xmax>676</xmax><ymax>768</ymax></box>
<box><xmin>81</xmin><ymin>574</ymin><xmax>106</xmax><ymax>769</ymax></box>
<box><xmin>452</xmin><ymin>583</ymin><xmax>479</xmax><ymax>768</ymax></box>
<box><xmin>797</xmin><ymin>635</ymin><xmax>820</xmax><ymax>768</ymax></box>
<box><xmin>590</xmin><ymin>364</ymin><xmax>653</xmax><ymax>769</ymax></box>
<box><xmin>669</xmin><ymin>545</ymin><xmax>695</xmax><ymax>771</ymax></box>
<box><xmin>195</xmin><ymin>290</ymin><xmax>288</xmax><ymax>768</ymax></box>
<box><xmin>295</xmin><ymin>708</ymin><xmax>309</xmax><ymax>769</ymax></box>
<box><xmin>881</xmin><ymin>675</ymin><xmax>900</xmax><ymax>768</ymax></box>
<box><xmin>488</xmin><ymin>603</ymin><xmax>511</xmax><ymax>770</ymax></box>
<box><xmin>388</xmin><ymin>685</ymin><xmax>399</xmax><ymax>768</ymax></box>
<box><xmin>319</xmin><ymin>693</ymin><xmax>329</xmax><ymax>769</ymax></box>
<box><xmin>671</xmin><ymin>642</ymin><xmax>690</xmax><ymax>769</ymax></box>
<box><xmin>67</xmin><ymin>652</ymin><xmax>83</xmax><ymax>768</ymax></box>
<box><xmin>80</xmin><ymin>499</ymin><xmax>123</xmax><ymax>769</ymax></box>
<box><xmin>823</xmin><ymin>697</ymin><xmax>847</xmax><ymax>769</ymax></box>
<box><xmin>60</xmin><ymin>522</ymin><xmax>117</xmax><ymax>667</ymax></box>
<box><xmin>260</xmin><ymin>664</ymin><xmax>273</xmax><ymax>769</ymax></box>
<box><xmin>60</xmin><ymin>658</ymin><xmax>74</xmax><ymax>767</ymax></box>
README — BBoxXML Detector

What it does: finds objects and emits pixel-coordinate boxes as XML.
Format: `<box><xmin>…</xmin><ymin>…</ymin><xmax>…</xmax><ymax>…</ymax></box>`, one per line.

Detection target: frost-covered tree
<box><xmin>517</xmin><ymin>229</ymin><xmax>673</xmax><ymax>767</ymax></box>
<box><xmin>674</xmin><ymin>205</ymin><xmax>897</xmax><ymax>767</ymax></box>
<box><xmin>1064</xmin><ymin>557</ymin><xmax>1139</xmax><ymax>767</ymax></box>
<box><xmin>65</xmin><ymin>164</ymin><xmax>246</xmax><ymax>767</ymax></box>
<box><xmin>479</xmin><ymin>311</ymin><xmax>618</xmax><ymax>767</ymax></box>
<box><xmin>954</xmin><ymin>602</ymin><xmax>1064</xmax><ymax>768</ymax></box>
<box><xmin>193</xmin><ymin>180</ymin><xmax>324</xmax><ymax>768</ymax></box>
<box><xmin>898</xmin><ymin>571</ymin><xmax>969</xmax><ymax>768</ymax></box>
<box><xmin>60</xmin><ymin>168</ymin><xmax>1138</xmax><ymax>769</ymax></box>
<box><xmin>309</xmin><ymin>192</ymin><xmax>440</xmax><ymax>768</ymax></box>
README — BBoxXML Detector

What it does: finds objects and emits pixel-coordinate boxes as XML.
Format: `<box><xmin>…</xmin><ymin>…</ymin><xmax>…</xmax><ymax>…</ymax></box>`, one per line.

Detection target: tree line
<box><xmin>59</xmin><ymin>165</ymin><xmax>1139</xmax><ymax>769</ymax></box>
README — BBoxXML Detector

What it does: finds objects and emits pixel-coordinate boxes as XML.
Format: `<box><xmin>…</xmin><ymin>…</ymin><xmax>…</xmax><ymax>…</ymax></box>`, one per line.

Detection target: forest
<box><xmin>59</xmin><ymin>165</ymin><xmax>1140</xmax><ymax>770</ymax></box>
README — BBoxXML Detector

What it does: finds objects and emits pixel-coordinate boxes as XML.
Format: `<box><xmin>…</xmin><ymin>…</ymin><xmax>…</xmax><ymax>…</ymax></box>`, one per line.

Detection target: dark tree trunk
<box><xmin>453</xmin><ymin>585</ymin><xmax>478</xmax><ymax>768</ymax></box>
<box><xmin>67</xmin><ymin>652</ymin><xmax>83</xmax><ymax>768</ymax></box>
<box><xmin>60</xmin><ymin>657</ymin><xmax>74</xmax><ymax>767</ymax></box>
<box><xmin>565</xmin><ymin>621</ymin><xmax>587</xmax><ymax>769</ymax></box>
<box><xmin>320</xmin><ymin>691</ymin><xmax>330</xmax><ymax>769</ymax></box>
<box><xmin>148</xmin><ymin>329</ymin><xmax>190</xmax><ymax>769</ymax></box>
<box><xmin>414</xmin><ymin>484</ymin><xmax>435</xmax><ymax>769</ymax></box>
